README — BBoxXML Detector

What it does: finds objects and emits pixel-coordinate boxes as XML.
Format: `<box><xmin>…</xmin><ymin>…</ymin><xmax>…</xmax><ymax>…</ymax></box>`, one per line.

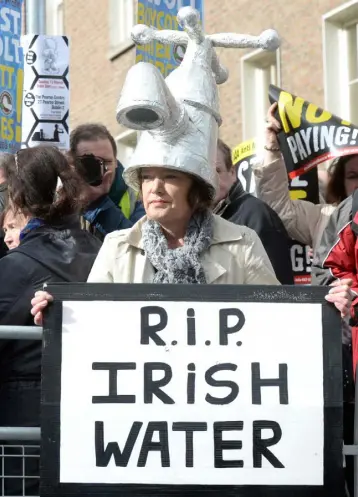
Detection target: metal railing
<box><xmin>0</xmin><ymin>326</ymin><xmax>357</xmax><ymax>496</ymax></box>
<box><xmin>0</xmin><ymin>327</ymin><xmax>41</xmax><ymax>497</ymax></box>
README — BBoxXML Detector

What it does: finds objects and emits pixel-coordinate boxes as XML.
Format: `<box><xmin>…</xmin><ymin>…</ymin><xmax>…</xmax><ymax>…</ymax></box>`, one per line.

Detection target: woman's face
<box><xmin>344</xmin><ymin>156</ymin><xmax>358</xmax><ymax>196</ymax></box>
<box><xmin>141</xmin><ymin>167</ymin><xmax>193</xmax><ymax>225</ymax></box>
<box><xmin>3</xmin><ymin>210</ymin><xmax>27</xmax><ymax>249</ymax></box>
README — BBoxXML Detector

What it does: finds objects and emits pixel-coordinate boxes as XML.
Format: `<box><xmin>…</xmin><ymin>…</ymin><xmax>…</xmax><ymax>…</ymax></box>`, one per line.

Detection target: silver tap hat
<box><xmin>117</xmin><ymin>7</ymin><xmax>280</xmax><ymax>197</ymax></box>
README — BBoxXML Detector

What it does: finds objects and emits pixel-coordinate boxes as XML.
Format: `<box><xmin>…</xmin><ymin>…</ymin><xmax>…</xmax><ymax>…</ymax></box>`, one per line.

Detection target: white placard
<box><xmin>59</xmin><ymin>301</ymin><xmax>323</xmax><ymax>486</ymax></box>
<box><xmin>21</xmin><ymin>35</ymin><xmax>69</xmax><ymax>149</ymax></box>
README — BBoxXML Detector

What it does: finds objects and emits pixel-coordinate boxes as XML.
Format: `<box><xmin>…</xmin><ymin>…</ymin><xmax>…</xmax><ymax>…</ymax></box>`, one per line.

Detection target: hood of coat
<box><xmin>11</xmin><ymin>216</ymin><xmax>101</xmax><ymax>282</ymax></box>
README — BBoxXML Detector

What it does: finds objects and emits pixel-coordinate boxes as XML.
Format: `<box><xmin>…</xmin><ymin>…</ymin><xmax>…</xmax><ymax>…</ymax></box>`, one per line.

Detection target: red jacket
<box><xmin>312</xmin><ymin>193</ymin><xmax>358</xmax><ymax>374</ymax></box>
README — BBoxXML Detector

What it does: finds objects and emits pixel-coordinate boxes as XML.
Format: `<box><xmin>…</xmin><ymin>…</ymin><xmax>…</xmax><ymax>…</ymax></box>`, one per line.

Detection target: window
<box><xmin>241</xmin><ymin>49</ymin><xmax>280</xmax><ymax>141</ymax></box>
<box><xmin>323</xmin><ymin>0</ymin><xmax>358</xmax><ymax>124</ymax></box>
<box><xmin>45</xmin><ymin>0</ymin><xmax>64</xmax><ymax>35</ymax></box>
<box><xmin>116</xmin><ymin>130</ymin><xmax>138</xmax><ymax>166</ymax></box>
<box><xmin>109</xmin><ymin>0</ymin><xmax>134</xmax><ymax>57</ymax></box>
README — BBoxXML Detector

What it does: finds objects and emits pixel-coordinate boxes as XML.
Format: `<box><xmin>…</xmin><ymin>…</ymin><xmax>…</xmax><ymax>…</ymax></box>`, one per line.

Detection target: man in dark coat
<box><xmin>213</xmin><ymin>139</ymin><xmax>293</xmax><ymax>284</ymax></box>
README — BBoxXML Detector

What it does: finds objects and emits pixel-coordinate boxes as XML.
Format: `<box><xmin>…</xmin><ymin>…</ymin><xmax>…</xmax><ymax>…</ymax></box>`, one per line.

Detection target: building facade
<box><xmin>24</xmin><ymin>0</ymin><xmax>358</xmax><ymax>163</ymax></box>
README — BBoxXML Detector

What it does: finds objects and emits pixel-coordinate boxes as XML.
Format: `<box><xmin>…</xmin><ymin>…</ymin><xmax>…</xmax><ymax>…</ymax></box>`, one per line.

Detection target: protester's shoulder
<box><xmin>0</xmin><ymin>249</ymin><xmax>36</xmax><ymax>281</ymax></box>
<box><xmin>104</xmin><ymin>227</ymin><xmax>132</xmax><ymax>245</ymax></box>
<box><xmin>101</xmin><ymin>226</ymin><xmax>138</xmax><ymax>257</ymax></box>
<box><xmin>321</xmin><ymin>202</ymin><xmax>337</xmax><ymax>217</ymax></box>
<box><xmin>322</xmin><ymin>199</ymin><xmax>348</xmax><ymax>228</ymax></box>
<box><xmin>239</xmin><ymin>194</ymin><xmax>280</xmax><ymax>219</ymax></box>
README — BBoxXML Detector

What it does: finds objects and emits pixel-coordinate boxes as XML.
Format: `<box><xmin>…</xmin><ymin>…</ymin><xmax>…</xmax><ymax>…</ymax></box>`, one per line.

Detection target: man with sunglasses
<box><xmin>70</xmin><ymin>123</ymin><xmax>145</xmax><ymax>240</ymax></box>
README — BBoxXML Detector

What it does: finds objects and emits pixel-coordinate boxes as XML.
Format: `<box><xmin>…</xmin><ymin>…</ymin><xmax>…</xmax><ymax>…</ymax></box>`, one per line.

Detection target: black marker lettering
<box><xmin>137</xmin><ymin>422</ymin><xmax>170</xmax><ymax>467</ymax></box>
<box><xmin>144</xmin><ymin>362</ymin><xmax>174</xmax><ymax>404</ymax></box>
<box><xmin>172</xmin><ymin>422</ymin><xmax>207</xmax><ymax>467</ymax></box>
<box><xmin>187</xmin><ymin>308</ymin><xmax>196</xmax><ymax>345</ymax></box>
<box><xmin>92</xmin><ymin>362</ymin><xmax>136</xmax><ymax>404</ymax></box>
<box><xmin>251</xmin><ymin>363</ymin><xmax>288</xmax><ymax>405</ymax></box>
<box><xmin>219</xmin><ymin>308</ymin><xmax>245</xmax><ymax>345</ymax></box>
<box><xmin>214</xmin><ymin>421</ymin><xmax>244</xmax><ymax>468</ymax></box>
<box><xmin>187</xmin><ymin>363</ymin><xmax>196</xmax><ymax>404</ymax></box>
<box><xmin>95</xmin><ymin>421</ymin><xmax>142</xmax><ymax>467</ymax></box>
<box><xmin>205</xmin><ymin>363</ymin><xmax>239</xmax><ymax>405</ymax></box>
<box><xmin>253</xmin><ymin>420</ymin><xmax>284</xmax><ymax>468</ymax></box>
<box><xmin>140</xmin><ymin>306</ymin><xmax>167</xmax><ymax>346</ymax></box>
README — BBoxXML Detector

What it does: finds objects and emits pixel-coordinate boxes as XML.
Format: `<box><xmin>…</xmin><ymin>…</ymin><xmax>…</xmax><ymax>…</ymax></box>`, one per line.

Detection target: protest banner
<box><xmin>269</xmin><ymin>84</ymin><xmax>358</xmax><ymax>178</ymax></box>
<box><xmin>21</xmin><ymin>35</ymin><xmax>69</xmax><ymax>149</ymax></box>
<box><xmin>41</xmin><ymin>283</ymin><xmax>343</xmax><ymax>496</ymax></box>
<box><xmin>0</xmin><ymin>0</ymin><xmax>24</xmax><ymax>153</ymax></box>
<box><xmin>135</xmin><ymin>0</ymin><xmax>203</xmax><ymax>78</ymax></box>
<box><xmin>232</xmin><ymin>138</ymin><xmax>260</xmax><ymax>195</ymax></box>
<box><xmin>232</xmin><ymin>138</ymin><xmax>318</xmax><ymax>285</ymax></box>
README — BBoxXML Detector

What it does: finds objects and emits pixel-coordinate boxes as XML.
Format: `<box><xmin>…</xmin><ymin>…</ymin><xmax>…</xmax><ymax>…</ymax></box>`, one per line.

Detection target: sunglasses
<box><xmin>75</xmin><ymin>154</ymin><xmax>109</xmax><ymax>187</ymax></box>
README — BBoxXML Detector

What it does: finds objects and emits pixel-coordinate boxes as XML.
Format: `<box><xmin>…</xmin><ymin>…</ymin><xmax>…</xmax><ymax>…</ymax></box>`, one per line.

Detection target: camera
<box><xmin>75</xmin><ymin>154</ymin><xmax>108</xmax><ymax>187</ymax></box>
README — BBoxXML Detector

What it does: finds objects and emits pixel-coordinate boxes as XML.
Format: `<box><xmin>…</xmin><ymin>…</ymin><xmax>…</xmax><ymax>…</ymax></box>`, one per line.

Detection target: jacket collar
<box><xmin>126</xmin><ymin>214</ymin><xmax>242</xmax><ymax>248</ymax></box>
<box><xmin>213</xmin><ymin>180</ymin><xmax>247</xmax><ymax>217</ymax></box>
<box><xmin>125</xmin><ymin>214</ymin><xmax>243</xmax><ymax>284</ymax></box>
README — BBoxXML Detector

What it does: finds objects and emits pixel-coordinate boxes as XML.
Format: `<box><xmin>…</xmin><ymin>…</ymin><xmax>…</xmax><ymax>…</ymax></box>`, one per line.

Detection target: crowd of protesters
<box><xmin>0</xmin><ymin>114</ymin><xmax>356</xmax><ymax>494</ymax></box>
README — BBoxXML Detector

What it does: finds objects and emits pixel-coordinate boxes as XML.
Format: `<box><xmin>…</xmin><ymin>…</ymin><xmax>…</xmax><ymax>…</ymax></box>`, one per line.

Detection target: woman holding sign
<box><xmin>254</xmin><ymin>103</ymin><xmax>358</xmax><ymax>253</ymax></box>
<box><xmin>32</xmin><ymin>6</ymin><xmax>352</xmax><ymax>324</ymax></box>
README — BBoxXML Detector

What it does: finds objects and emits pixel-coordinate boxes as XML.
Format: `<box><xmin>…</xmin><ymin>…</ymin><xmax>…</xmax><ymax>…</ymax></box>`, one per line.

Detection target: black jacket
<box><xmin>0</xmin><ymin>218</ymin><xmax>101</xmax><ymax>382</ymax></box>
<box><xmin>216</xmin><ymin>182</ymin><xmax>294</xmax><ymax>284</ymax></box>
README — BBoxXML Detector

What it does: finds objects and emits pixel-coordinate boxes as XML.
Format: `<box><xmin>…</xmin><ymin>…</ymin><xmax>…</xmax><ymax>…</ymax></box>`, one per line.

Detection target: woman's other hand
<box><xmin>31</xmin><ymin>291</ymin><xmax>53</xmax><ymax>326</ymax></box>
<box><xmin>265</xmin><ymin>102</ymin><xmax>281</xmax><ymax>149</ymax></box>
<box><xmin>325</xmin><ymin>278</ymin><xmax>353</xmax><ymax>318</ymax></box>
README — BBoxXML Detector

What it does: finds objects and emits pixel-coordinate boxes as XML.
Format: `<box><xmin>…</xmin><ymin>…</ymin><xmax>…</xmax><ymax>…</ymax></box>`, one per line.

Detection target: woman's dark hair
<box><xmin>2</xmin><ymin>146</ymin><xmax>83</xmax><ymax>222</ymax></box>
<box><xmin>187</xmin><ymin>177</ymin><xmax>214</xmax><ymax>213</ymax></box>
<box><xmin>326</xmin><ymin>154</ymin><xmax>357</xmax><ymax>205</ymax></box>
<box><xmin>217</xmin><ymin>138</ymin><xmax>233</xmax><ymax>171</ymax></box>
<box><xmin>0</xmin><ymin>207</ymin><xmax>8</xmax><ymax>230</ymax></box>
<box><xmin>70</xmin><ymin>123</ymin><xmax>117</xmax><ymax>157</ymax></box>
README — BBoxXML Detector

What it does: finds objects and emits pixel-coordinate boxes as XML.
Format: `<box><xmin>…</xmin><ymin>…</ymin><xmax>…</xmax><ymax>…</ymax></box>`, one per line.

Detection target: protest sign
<box><xmin>232</xmin><ymin>138</ymin><xmax>318</xmax><ymax>285</ymax></box>
<box><xmin>232</xmin><ymin>138</ymin><xmax>260</xmax><ymax>195</ymax></box>
<box><xmin>21</xmin><ymin>35</ymin><xmax>69</xmax><ymax>149</ymax></box>
<box><xmin>0</xmin><ymin>0</ymin><xmax>24</xmax><ymax>153</ymax></box>
<box><xmin>41</xmin><ymin>283</ymin><xmax>343</xmax><ymax>497</ymax></box>
<box><xmin>136</xmin><ymin>0</ymin><xmax>203</xmax><ymax>78</ymax></box>
<box><xmin>269</xmin><ymin>84</ymin><xmax>358</xmax><ymax>178</ymax></box>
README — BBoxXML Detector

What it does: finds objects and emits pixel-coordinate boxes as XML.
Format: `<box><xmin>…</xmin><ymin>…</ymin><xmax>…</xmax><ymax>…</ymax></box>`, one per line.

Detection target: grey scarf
<box><xmin>142</xmin><ymin>211</ymin><xmax>213</xmax><ymax>284</ymax></box>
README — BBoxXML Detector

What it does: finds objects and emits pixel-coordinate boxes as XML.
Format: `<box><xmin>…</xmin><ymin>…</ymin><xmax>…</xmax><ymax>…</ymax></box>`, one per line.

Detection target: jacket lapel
<box><xmin>202</xmin><ymin>246</ymin><xmax>228</xmax><ymax>284</ymax></box>
<box><xmin>202</xmin><ymin>215</ymin><xmax>244</xmax><ymax>284</ymax></box>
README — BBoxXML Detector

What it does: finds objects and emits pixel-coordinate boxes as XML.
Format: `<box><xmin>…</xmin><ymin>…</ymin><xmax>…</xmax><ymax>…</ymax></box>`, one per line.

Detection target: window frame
<box><xmin>45</xmin><ymin>0</ymin><xmax>64</xmax><ymax>36</ymax></box>
<box><xmin>108</xmin><ymin>0</ymin><xmax>135</xmax><ymax>60</ymax></box>
<box><xmin>240</xmin><ymin>48</ymin><xmax>281</xmax><ymax>141</ymax></box>
<box><xmin>323</xmin><ymin>0</ymin><xmax>358</xmax><ymax>122</ymax></box>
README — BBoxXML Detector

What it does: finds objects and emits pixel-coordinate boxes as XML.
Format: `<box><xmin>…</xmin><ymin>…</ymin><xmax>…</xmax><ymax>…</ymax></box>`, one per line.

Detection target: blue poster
<box><xmin>136</xmin><ymin>0</ymin><xmax>204</xmax><ymax>78</ymax></box>
<box><xmin>0</xmin><ymin>0</ymin><xmax>24</xmax><ymax>153</ymax></box>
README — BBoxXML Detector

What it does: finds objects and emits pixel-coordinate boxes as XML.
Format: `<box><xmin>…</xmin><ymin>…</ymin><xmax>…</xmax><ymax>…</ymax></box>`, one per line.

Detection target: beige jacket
<box><xmin>253</xmin><ymin>154</ymin><xmax>336</xmax><ymax>252</ymax></box>
<box><xmin>88</xmin><ymin>214</ymin><xmax>279</xmax><ymax>285</ymax></box>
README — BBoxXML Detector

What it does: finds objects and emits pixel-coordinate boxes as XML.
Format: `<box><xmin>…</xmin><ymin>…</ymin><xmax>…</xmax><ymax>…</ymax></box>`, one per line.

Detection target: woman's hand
<box><xmin>265</xmin><ymin>102</ymin><xmax>281</xmax><ymax>149</ymax></box>
<box><xmin>31</xmin><ymin>291</ymin><xmax>53</xmax><ymax>326</ymax></box>
<box><xmin>325</xmin><ymin>278</ymin><xmax>353</xmax><ymax>318</ymax></box>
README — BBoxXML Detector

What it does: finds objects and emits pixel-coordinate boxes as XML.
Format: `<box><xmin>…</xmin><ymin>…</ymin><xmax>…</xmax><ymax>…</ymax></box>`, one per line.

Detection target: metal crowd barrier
<box><xmin>0</xmin><ymin>326</ymin><xmax>358</xmax><ymax>496</ymax></box>
<box><xmin>0</xmin><ymin>327</ymin><xmax>41</xmax><ymax>497</ymax></box>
